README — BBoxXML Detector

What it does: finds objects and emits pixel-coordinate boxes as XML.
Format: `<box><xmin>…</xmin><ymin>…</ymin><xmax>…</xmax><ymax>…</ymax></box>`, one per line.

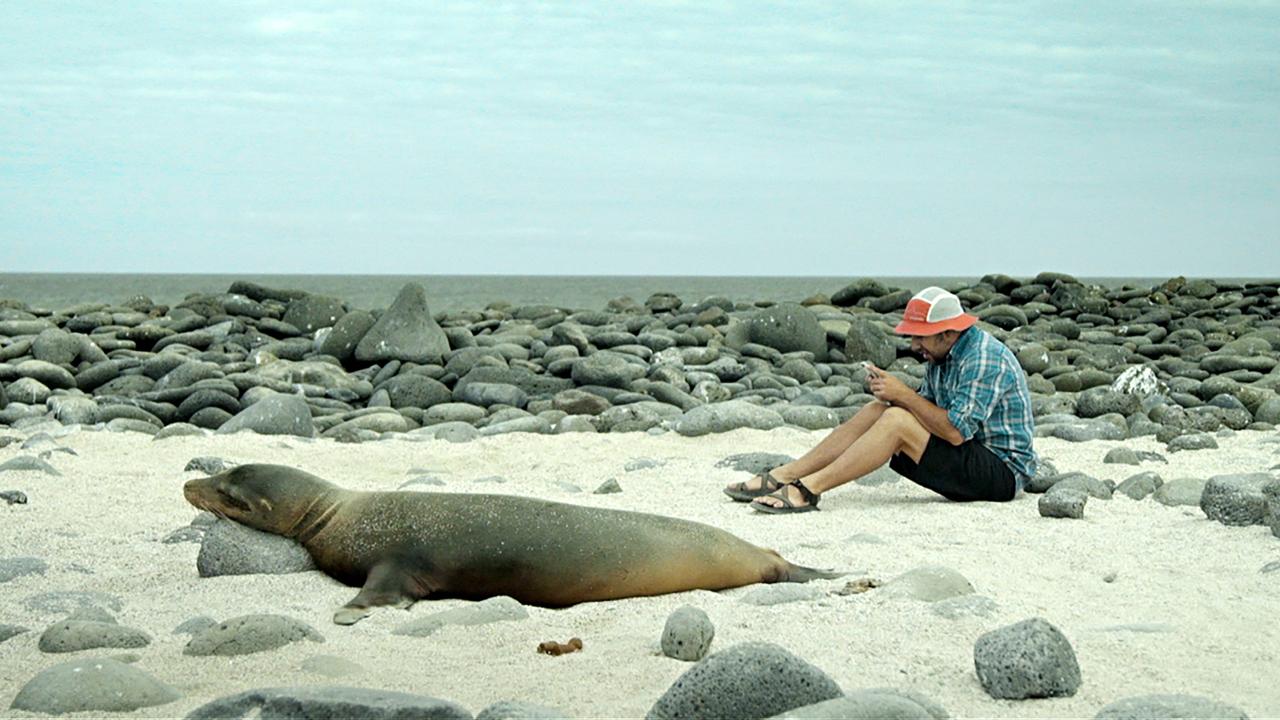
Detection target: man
<box><xmin>724</xmin><ymin>286</ymin><xmax>1036</xmax><ymax>513</ymax></box>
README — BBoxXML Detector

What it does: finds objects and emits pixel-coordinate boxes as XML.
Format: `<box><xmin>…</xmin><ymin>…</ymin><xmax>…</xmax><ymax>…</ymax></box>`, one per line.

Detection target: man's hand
<box><xmin>865</xmin><ymin>364</ymin><xmax>912</xmax><ymax>405</ymax></box>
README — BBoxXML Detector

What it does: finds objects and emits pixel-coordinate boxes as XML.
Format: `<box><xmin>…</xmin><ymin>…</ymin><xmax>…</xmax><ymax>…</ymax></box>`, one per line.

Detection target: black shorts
<box><xmin>889</xmin><ymin>436</ymin><xmax>1017</xmax><ymax>502</ymax></box>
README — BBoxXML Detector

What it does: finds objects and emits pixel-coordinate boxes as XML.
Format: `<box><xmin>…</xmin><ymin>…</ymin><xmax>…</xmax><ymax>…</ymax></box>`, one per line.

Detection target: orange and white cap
<box><xmin>893</xmin><ymin>286</ymin><xmax>978</xmax><ymax>336</ymax></box>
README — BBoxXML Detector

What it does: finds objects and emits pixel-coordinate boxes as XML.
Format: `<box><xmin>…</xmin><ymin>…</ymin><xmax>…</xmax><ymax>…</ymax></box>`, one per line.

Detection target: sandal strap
<box><xmin>792</xmin><ymin>481</ymin><xmax>820</xmax><ymax>506</ymax></box>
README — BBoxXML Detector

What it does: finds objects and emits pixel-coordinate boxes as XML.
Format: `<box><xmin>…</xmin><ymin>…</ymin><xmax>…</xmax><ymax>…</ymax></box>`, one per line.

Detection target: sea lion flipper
<box><xmin>332</xmin><ymin>559</ymin><xmax>425</xmax><ymax>625</ymax></box>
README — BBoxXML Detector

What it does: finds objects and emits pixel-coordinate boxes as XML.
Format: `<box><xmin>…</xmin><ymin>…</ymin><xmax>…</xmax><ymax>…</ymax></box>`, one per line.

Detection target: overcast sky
<box><xmin>1</xmin><ymin>1</ymin><xmax>1277</xmax><ymax>277</ymax></box>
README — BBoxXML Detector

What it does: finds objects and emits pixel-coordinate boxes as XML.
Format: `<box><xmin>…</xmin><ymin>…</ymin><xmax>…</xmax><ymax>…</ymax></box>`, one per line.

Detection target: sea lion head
<box><xmin>183</xmin><ymin>463</ymin><xmax>337</xmax><ymax>538</ymax></box>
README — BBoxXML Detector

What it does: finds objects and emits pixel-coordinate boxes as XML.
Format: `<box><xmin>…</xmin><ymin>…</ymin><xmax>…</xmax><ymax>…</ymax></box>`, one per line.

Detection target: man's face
<box><xmin>909</xmin><ymin>331</ymin><xmax>955</xmax><ymax>363</ymax></box>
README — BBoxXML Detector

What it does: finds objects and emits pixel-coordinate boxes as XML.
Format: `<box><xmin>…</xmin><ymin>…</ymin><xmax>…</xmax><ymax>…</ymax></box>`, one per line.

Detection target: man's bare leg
<box><xmin>727</xmin><ymin>402</ymin><xmax>890</xmax><ymax>494</ymax></box>
<box><xmin>753</xmin><ymin>407</ymin><xmax>932</xmax><ymax>509</ymax></box>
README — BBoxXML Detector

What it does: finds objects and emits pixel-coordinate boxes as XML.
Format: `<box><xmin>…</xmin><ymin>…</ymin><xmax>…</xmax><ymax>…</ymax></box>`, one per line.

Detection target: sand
<box><xmin>1</xmin><ymin>425</ymin><xmax>1278</xmax><ymax>718</ymax></box>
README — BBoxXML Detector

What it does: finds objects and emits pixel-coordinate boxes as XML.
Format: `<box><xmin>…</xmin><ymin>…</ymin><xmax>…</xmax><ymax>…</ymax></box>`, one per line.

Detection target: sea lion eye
<box><xmin>218</xmin><ymin>488</ymin><xmax>251</xmax><ymax>512</ymax></box>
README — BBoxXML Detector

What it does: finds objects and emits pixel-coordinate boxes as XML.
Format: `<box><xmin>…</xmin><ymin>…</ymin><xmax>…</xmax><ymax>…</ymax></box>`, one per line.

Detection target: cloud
<box><xmin>248</xmin><ymin>11</ymin><xmax>353</xmax><ymax>37</ymax></box>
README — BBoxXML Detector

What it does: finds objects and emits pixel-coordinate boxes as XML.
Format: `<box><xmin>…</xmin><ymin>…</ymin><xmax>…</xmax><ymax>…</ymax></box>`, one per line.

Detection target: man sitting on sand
<box><xmin>724</xmin><ymin>286</ymin><xmax>1037</xmax><ymax>513</ymax></box>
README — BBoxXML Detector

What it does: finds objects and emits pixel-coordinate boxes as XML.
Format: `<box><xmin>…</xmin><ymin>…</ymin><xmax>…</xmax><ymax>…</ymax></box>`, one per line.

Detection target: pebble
<box><xmin>183</xmin><ymin>614</ymin><xmax>324</xmax><ymax>656</ymax></box>
<box><xmin>661</xmin><ymin>605</ymin><xmax>715</xmax><ymax>661</ymax></box>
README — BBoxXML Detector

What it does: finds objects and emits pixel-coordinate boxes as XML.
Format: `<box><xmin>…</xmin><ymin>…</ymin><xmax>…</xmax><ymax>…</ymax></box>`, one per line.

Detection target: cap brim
<box><xmin>893</xmin><ymin>313</ymin><xmax>977</xmax><ymax>336</ymax></box>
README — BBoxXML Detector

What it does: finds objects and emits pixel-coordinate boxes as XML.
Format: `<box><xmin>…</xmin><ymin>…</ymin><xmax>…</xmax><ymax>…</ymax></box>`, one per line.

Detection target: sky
<box><xmin>1</xmin><ymin>1</ymin><xmax>1277</xmax><ymax>277</ymax></box>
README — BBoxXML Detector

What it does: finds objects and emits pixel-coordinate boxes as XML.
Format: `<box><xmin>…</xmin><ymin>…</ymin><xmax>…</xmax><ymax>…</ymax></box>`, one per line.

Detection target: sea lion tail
<box><xmin>784</xmin><ymin>564</ymin><xmax>845</xmax><ymax>583</ymax></box>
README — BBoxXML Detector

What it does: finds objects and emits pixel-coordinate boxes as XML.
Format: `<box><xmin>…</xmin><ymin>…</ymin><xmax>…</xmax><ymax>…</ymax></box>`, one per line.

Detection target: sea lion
<box><xmin>184</xmin><ymin>464</ymin><xmax>838</xmax><ymax>625</ymax></box>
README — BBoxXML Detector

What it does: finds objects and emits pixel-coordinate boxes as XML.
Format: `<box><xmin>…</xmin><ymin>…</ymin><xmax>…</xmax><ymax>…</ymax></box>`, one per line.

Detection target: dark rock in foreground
<box><xmin>186</xmin><ymin>686</ymin><xmax>470</xmax><ymax>720</ymax></box>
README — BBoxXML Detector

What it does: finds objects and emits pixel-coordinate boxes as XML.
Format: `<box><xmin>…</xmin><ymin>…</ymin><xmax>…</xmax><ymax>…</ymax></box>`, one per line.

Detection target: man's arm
<box><xmin>866</xmin><ymin>365</ymin><xmax>964</xmax><ymax>445</ymax></box>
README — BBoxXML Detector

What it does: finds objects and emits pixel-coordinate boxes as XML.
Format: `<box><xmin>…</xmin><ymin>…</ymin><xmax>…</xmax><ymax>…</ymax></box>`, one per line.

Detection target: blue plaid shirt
<box><xmin>918</xmin><ymin>327</ymin><xmax>1037</xmax><ymax>488</ymax></box>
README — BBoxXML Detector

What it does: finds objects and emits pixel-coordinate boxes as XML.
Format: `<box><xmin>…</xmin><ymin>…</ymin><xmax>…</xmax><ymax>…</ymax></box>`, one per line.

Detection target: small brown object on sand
<box><xmin>537</xmin><ymin>638</ymin><xmax>583</xmax><ymax>656</ymax></box>
<box><xmin>835</xmin><ymin>577</ymin><xmax>882</xmax><ymax>595</ymax></box>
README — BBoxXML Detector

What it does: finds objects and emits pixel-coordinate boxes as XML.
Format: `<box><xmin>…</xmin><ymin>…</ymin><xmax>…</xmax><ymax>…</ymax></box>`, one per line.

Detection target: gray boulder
<box><xmin>674</xmin><ymin>400</ymin><xmax>784</xmax><ymax>436</ymax></box>
<box><xmin>1115</xmin><ymin>472</ymin><xmax>1163</xmax><ymax>500</ymax></box>
<box><xmin>380</xmin><ymin>374</ymin><xmax>452</xmax><ymax>409</ymax></box>
<box><xmin>183</xmin><ymin>614</ymin><xmax>324</xmax><ymax>656</ymax></box>
<box><xmin>37</xmin><ymin>616</ymin><xmax>151</xmax><ymax>653</ymax></box>
<box><xmin>1053</xmin><ymin>473</ymin><xmax>1113</xmax><ymax>500</ymax></box>
<box><xmin>661</xmin><ymin>605</ymin><xmax>715</xmax><ymax>661</ymax></box>
<box><xmin>1039</xmin><ymin>487</ymin><xmax>1088</xmax><ymax>519</ymax></box>
<box><xmin>716</xmin><ymin>452</ymin><xmax>795</xmax><ymax>474</ymax></box>
<box><xmin>391</xmin><ymin>596</ymin><xmax>528</xmax><ymax>637</ymax></box>
<box><xmin>282</xmin><ymin>294</ymin><xmax>345</xmax><ymax>333</ymax></box>
<box><xmin>186</xmin><ymin>686</ymin><xmax>470</xmax><ymax>720</ymax></box>
<box><xmin>9</xmin><ymin>657</ymin><xmax>180</xmax><ymax>715</ymax></box>
<box><xmin>647</xmin><ymin>642</ymin><xmax>842</xmax><ymax>720</ymax></box>
<box><xmin>883</xmin><ymin>565</ymin><xmax>974</xmax><ymax>602</ymax></box>
<box><xmin>767</xmin><ymin>690</ymin><xmax>941</xmax><ymax>719</ymax></box>
<box><xmin>843</xmin><ymin>319</ymin><xmax>895</xmax><ymax>369</ymax></box>
<box><xmin>196</xmin><ymin>518</ymin><xmax>316</xmax><ymax>577</ymax></box>
<box><xmin>456</xmin><ymin>381</ymin><xmax>528</xmax><ymax>409</ymax></box>
<box><xmin>355</xmin><ymin>283</ymin><xmax>450</xmax><ymax>365</ymax></box>
<box><xmin>1094</xmin><ymin>693</ymin><xmax>1249</xmax><ymax>719</ymax></box>
<box><xmin>217</xmin><ymin>392</ymin><xmax>315</xmax><ymax>437</ymax></box>
<box><xmin>748</xmin><ymin>303</ymin><xmax>827</xmax><ymax>361</ymax></box>
<box><xmin>1200</xmin><ymin>473</ymin><xmax>1278</xmax><ymax>526</ymax></box>
<box><xmin>1077</xmin><ymin>387</ymin><xmax>1140</xmax><ymax>419</ymax></box>
<box><xmin>1154</xmin><ymin>477</ymin><xmax>1209</xmax><ymax>507</ymax></box>
<box><xmin>1103</xmin><ymin>447</ymin><xmax>1140</xmax><ymax>465</ymax></box>
<box><xmin>16</xmin><ymin>359</ymin><xmax>76</xmax><ymax>389</ymax></box>
<box><xmin>572</xmin><ymin>351</ymin><xmax>647</xmax><ymax>388</ymax></box>
<box><xmin>1168</xmin><ymin>433</ymin><xmax>1218</xmax><ymax>452</ymax></box>
<box><xmin>973</xmin><ymin>617</ymin><xmax>1081</xmax><ymax>699</ymax></box>
<box><xmin>320</xmin><ymin>310</ymin><xmax>376</xmax><ymax>362</ymax></box>
<box><xmin>1267</xmin><ymin>483</ymin><xmax>1280</xmax><ymax>539</ymax></box>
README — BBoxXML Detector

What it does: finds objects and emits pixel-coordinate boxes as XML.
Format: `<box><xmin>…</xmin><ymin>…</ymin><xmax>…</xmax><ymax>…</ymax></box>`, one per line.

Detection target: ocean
<box><xmin>0</xmin><ymin>273</ymin><xmax>1265</xmax><ymax>315</ymax></box>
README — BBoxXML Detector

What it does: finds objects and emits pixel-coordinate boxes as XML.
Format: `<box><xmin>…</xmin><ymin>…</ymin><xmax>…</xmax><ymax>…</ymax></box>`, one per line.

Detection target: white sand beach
<box><xmin>1</xmin><ymin>426</ymin><xmax>1278</xmax><ymax>718</ymax></box>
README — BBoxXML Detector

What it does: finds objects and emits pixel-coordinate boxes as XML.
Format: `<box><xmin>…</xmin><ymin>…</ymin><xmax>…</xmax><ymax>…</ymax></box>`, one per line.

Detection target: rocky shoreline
<box><xmin>1</xmin><ymin>273</ymin><xmax>1277</xmax><ymax>445</ymax></box>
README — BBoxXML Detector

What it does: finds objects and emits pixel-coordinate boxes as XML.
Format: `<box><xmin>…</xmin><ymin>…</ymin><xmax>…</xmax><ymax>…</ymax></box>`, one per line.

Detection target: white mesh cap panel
<box><xmin>915</xmin><ymin>286</ymin><xmax>965</xmax><ymax>321</ymax></box>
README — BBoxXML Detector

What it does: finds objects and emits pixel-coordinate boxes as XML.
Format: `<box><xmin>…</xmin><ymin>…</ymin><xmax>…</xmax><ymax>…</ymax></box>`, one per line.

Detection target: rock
<box><xmin>843</xmin><ymin>319</ymin><xmax>895</xmax><ymax>368</ymax></box>
<box><xmin>6</xmin><ymin>377</ymin><xmax>50</xmax><ymax>404</ymax></box>
<box><xmin>1039</xmin><ymin>487</ymin><xmax>1088</xmax><ymax>519</ymax></box>
<box><xmin>883</xmin><ymin>565</ymin><xmax>974</xmax><ymax>602</ymax></box>
<box><xmin>1103</xmin><ymin>447</ymin><xmax>1140</xmax><ymax>465</ymax></box>
<box><xmin>320</xmin><ymin>310</ymin><xmax>377</xmax><ymax>362</ymax></box>
<box><xmin>37</xmin><ymin>617</ymin><xmax>151</xmax><ymax>653</ymax></box>
<box><xmin>15</xmin><ymin>359</ymin><xmax>76</xmax><ymax>389</ymax></box>
<box><xmin>1</xmin><ymin>490</ymin><xmax>28</xmax><ymax>505</ymax></box>
<box><xmin>572</xmin><ymin>351</ymin><xmax>647</xmax><ymax>388</ymax></box>
<box><xmin>1077</xmin><ymin>387</ymin><xmax>1140</xmax><ymax>418</ymax></box>
<box><xmin>185</xmin><ymin>456</ymin><xmax>234</xmax><ymax>475</ymax></box>
<box><xmin>674</xmin><ymin>400</ymin><xmax>784</xmax><ymax>436</ymax></box>
<box><xmin>552</xmin><ymin>388</ymin><xmax>611</xmax><ymax>416</ymax></box>
<box><xmin>21</xmin><ymin>590</ymin><xmax>123</xmax><ymax>615</ymax></box>
<box><xmin>1015</xmin><ymin>344</ymin><xmax>1051</xmax><ymax>374</ymax></box>
<box><xmin>0</xmin><ymin>624</ymin><xmax>29</xmax><ymax>643</ymax></box>
<box><xmin>1052</xmin><ymin>473</ymin><xmax>1113</xmax><ymax>500</ymax></box>
<box><xmin>1255</xmin><ymin>397</ymin><xmax>1280</xmax><ymax>425</ymax></box>
<box><xmin>647</xmin><ymin>642</ymin><xmax>842</xmax><ymax>720</ymax></box>
<box><xmin>831</xmin><ymin>279</ymin><xmax>889</xmax><ymax>306</ymax></box>
<box><xmin>456</xmin><ymin>381</ymin><xmax>528</xmax><ymax>409</ymax></box>
<box><xmin>0</xmin><ymin>556</ymin><xmax>48</xmax><ymax>583</ymax></box>
<box><xmin>392</xmin><ymin>596</ymin><xmax>528</xmax><ymax>637</ymax></box>
<box><xmin>747</xmin><ymin>304</ymin><xmax>827</xmax><ymax>360</ymax></box>
<box><xmin>1154</xmin><ymin>477</ymin><xmax>1210</xmax><ymax>507</ymax></box>
<box><xmin>661</xmin><ymin>605</ymin><xmax>715</xmax><ymax>661</ymax></box>
<box><xmin>766</xmin><ymin>691</ymin><xmax>938</xmax><ymax>719</ymax></box>
<box><xmin>1267</xmin><ymin>484</ymin><xmax>1280</xmax><ymax>539</ymax></box>
<box><xmin>1116</xmin><ymin>472</ymin><xmax>1163</xmax><ymax>500</ymax></box>
<box><xmin>1200</xmin><ymin>473</ymin><xmax>1277</xmax><ymax>526</ymax></box>
<box><xmin>282</xmin><ymin>294</ymin><xmax>345</xmax><ymax>333</ymax></box>
<box><xmin>379</xmin><ymin>374</ymin><xmax>452</xmax><ymax>409</ymax></box>
<box><xmin>183</xmin><ymin>614</ymin><xmax>324</xmax><ymax>656</ymax></box>
<box><xmin>412</xmin><ymin>421</ymin><xmax>480</xmax><ymax>443</ymax></box>
<box><xmin>1168</xmin><ymin>433</ymin><xmax>1218</xmax><ymax>452</ymax></box>
<box><xmin>355</xmin><ymin>283</ymin><xmax>450</xmax><ymax>365</ymax></box>
<box><xmin>173</xmin><ymin>616</ymin><xmax>218</xmax><ymax>636</ymax></box>
<box><xmin>973</xmin><ymin>617</ymin><xmax>1081</xmax><ymax>699</ymax></box>
<box><xmin>931</xmin><ymin>595</ymin><xmax>999</xmax><ymax>620</ymax></box>
<box><xmin>196</xmin><ymin>518</ymin><xmax>316</xmax><ymax>576</ymax></box>
<box><xmin>476</xmin><ymin>700</ymin><xmax>570</xmax><ymax>720</ymax></box>
<box><xmin>9</xmin><ymin>657</ymin><xmax>180</xmax><ymax>715</ymax></box>
<box><xmin>217</xmin><ymin>392</ymin><xmax>316</xmax><ymax>437</ymax></box>
<box><xmin>593</xmin><ymin>478</ymin><xmax>622</xmax><ymax>494</ymax></box>
<box><xmin>1094</xmin><ymin>693</ymin><xmax>1249</xmax><ymax>719</ymax></box>
<box><xmin>186</xmin><ymin>686</ymin><xmax>470</xmax><ymax>720</ymax></box>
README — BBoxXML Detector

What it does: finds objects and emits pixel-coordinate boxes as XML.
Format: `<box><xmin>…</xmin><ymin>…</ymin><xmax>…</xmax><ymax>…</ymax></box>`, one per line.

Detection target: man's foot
<box><xmin>751</xmin><ymin>480</ymin><xmax>821</xmax><ymax>514</ymax></box>
<box><xmin>724</xmin><ymin>469</ymin><xmax>792</xmax><ymax>502</ymax></box>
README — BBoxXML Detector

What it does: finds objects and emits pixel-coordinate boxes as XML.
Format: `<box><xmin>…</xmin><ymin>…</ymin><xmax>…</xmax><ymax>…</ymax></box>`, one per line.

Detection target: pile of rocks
<box><xmin>0</xmin><ymin>274</ymin><xmax>1277</xmax><ymax>445</ymax></box>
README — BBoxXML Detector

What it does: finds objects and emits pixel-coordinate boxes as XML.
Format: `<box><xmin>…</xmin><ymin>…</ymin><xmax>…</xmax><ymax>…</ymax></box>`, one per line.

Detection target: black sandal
<box><xmin>752</xmin><ymin>480</ymin><xmax>821</xmax><ymax>514</ymax></box>
<box><xmin>724</xmin><ymin>469</ymin><xmax>788</xmax><ymax>502</ymax></box>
